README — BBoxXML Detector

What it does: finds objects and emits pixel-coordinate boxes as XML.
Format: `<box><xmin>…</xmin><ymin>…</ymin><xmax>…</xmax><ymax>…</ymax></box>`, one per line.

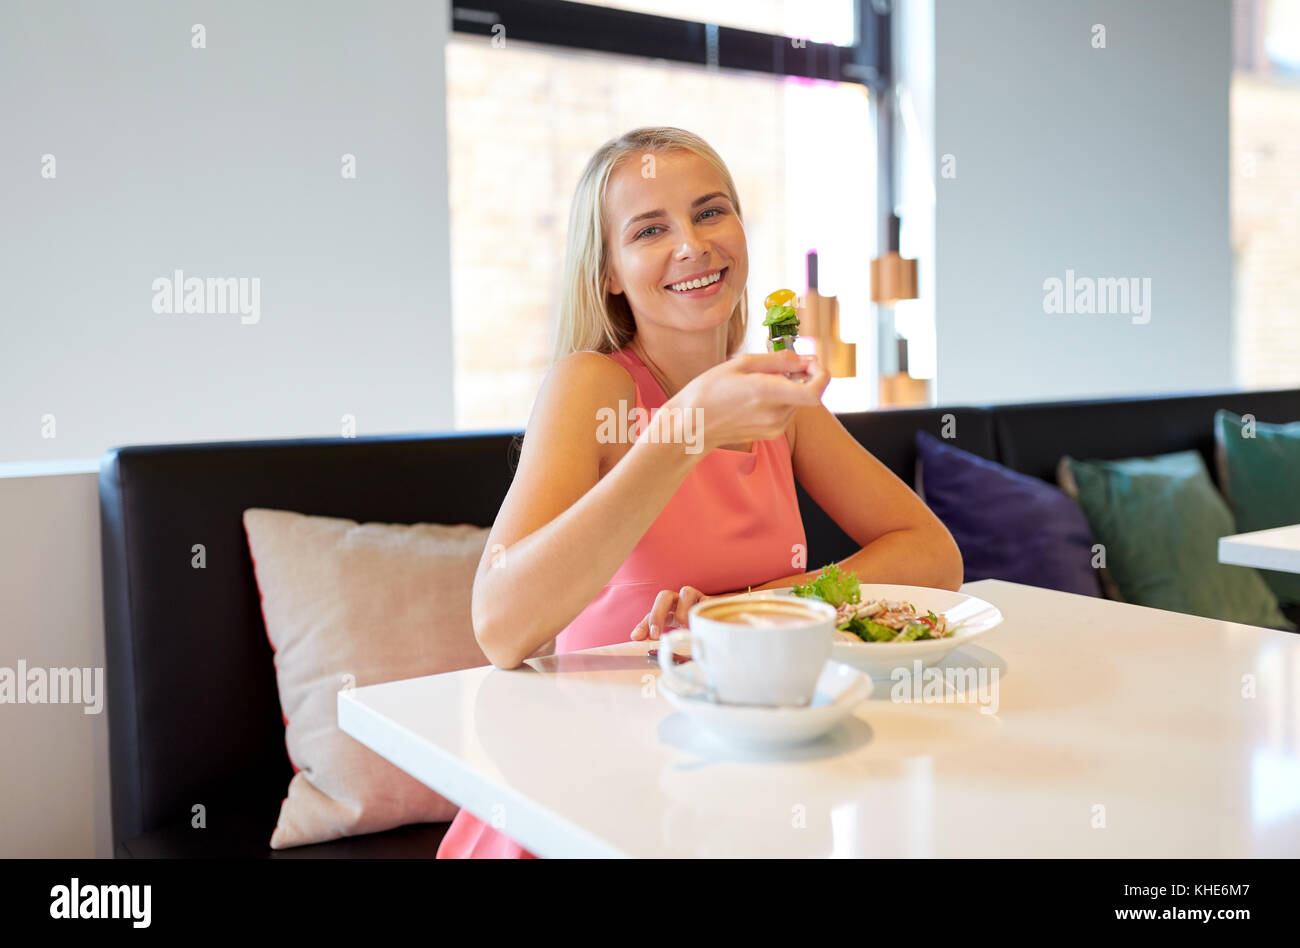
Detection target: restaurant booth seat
<box><xmin>99</xmin><ymin>386</ymin><xmax>1300</xmax><ymax>858</ymax></box>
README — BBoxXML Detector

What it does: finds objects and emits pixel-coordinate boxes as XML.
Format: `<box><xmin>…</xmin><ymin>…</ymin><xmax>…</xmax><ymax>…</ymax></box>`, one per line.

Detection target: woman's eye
<box><xmin>635</xmin><ymin>209</ymin><xmax>723</xmax><ymax>240</ymax></box>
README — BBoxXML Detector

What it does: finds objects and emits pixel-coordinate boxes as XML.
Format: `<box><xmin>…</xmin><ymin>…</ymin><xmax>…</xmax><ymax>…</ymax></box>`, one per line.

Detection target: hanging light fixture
<box><xmin>797</xmin><ymin>250</ymin><xmax>857</xmax><ymax>378</ymax></box>
<box><xmin>870</xmin><ymin>212</ymin><xmax>918</xmax><ymax>305</ymax></box>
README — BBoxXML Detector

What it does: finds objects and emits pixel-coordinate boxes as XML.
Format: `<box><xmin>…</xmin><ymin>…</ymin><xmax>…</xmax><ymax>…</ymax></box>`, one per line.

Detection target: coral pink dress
<box><xmin>436</xmin><ymin>345</ymin><xmax>807</xmax><ymax>858</ymax></box>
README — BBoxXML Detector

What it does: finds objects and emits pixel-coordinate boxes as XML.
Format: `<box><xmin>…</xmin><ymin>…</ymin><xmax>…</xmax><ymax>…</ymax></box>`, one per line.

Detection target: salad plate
<box><xmin>756</xmin><ymin>576</ymin><xmax>1003</xmax><ymax>680</ymax></box>
<box><xmin>658</xmin><ymin>659</ymin><xmax>872</xmax><ymax>748</ymax></box>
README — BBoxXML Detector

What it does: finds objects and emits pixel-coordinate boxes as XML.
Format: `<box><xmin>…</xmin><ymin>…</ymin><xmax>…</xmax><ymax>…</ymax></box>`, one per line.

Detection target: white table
<box><xmin>338</xmin><ymin>579</ymin><xmax>1300</xmax><ymax>858</ymax></box>
<box><xmin>1219</xmin><ymin>523</ymin><xmax>1300</xmax><ymax>575</ymax></box>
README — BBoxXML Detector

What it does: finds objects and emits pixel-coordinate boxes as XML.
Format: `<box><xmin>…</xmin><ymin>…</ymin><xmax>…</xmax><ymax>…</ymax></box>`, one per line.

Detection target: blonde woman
<box><xmin>438</xmin><ymin>127</ymin><xmax>962</xmax><ymax>858</ymax></box>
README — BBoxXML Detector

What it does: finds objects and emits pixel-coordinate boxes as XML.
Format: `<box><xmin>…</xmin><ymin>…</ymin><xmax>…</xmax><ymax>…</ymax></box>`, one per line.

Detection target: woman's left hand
<box><xmin>630</xmin><ymin>585</ymin><xmax>708</xmax><ymax>640</ymax></box>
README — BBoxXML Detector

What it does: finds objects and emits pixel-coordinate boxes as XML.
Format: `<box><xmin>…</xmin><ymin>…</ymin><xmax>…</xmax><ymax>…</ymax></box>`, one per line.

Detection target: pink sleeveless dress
<box><xmin>435</xmin><ymin>345</ymin><xmax>807</xmax><ymax>858</ymax></box>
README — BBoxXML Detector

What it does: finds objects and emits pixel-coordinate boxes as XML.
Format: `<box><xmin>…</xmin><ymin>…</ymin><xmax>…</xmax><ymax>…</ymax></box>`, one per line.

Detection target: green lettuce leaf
<box><xmin>859</xmin><ymin>617</ymin><xmax>900</xmax><ymax>642</ymax></box>
<box><xmin>792</xmin><ymin>564</ymin><xmax>861</xmax><ymax>608</ymax></box>
<box><xmin>762</xmin><ymin>303</ymin><xmax>798</xmax><ymax>327</ymax></box>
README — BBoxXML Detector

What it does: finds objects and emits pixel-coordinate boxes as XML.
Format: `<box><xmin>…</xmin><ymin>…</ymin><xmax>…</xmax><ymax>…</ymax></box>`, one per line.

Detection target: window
<box><xmin>446</xmin><ymin>1</ymin><xmax>880</xmax><ymax>429</ymax></box>
<box><xmin>580</xmin><ymin>0</ymin><xmax>858</xmax><ymax>46</ymax></box>
<box><xmin>1232</xmin><ymin>0</ymin><xmax>1300</xmax><ymax>389</ymax></box>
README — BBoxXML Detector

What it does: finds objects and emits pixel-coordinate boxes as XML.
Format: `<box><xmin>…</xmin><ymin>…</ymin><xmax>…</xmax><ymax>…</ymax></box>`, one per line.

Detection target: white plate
<box><xmin>659</xmin><ymin>659</ymin><xmax>872</xmax><ymax>748</ymax></box>
<box><xmin>747</xmin><ymin>584</ymin><xmax>1003</xmax><ymax>680</ymax></box>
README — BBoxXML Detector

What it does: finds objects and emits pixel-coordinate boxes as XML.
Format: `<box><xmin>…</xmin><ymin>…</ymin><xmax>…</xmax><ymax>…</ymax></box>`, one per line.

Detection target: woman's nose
<box><xmin>675</xmin><ymin>229</ymin><xmax>709</xmax><ymax>258</ymax></box>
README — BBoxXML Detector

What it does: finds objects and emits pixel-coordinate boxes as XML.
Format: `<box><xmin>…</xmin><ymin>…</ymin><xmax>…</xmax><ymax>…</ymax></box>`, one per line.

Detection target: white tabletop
<box><xmin>338</xmin><ymin>579</ymin><xmax>1300</xmax><ymax>858</ymax></box>
<box><xmin>1219</xmin><ymin>523</ymin><xmax>1300</xmax><ymax>575</ymax></box>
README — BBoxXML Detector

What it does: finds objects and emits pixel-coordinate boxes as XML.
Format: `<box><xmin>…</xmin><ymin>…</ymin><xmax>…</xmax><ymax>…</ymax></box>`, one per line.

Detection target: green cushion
<box><xmin>1214</xmin><ymin>409</ymin><xmax>1300</xmax><ymax>606</ymax></box>
<box><xmin>1063</xmin><ymin>450</ymin><xmax>1294</xmax><ymax>630</ymax></box>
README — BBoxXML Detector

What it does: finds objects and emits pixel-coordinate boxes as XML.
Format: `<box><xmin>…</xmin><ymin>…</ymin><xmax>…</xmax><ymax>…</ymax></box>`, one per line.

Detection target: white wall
<box><xmin>0</xmin><ymin>0</ymin><xmax>454</xmax><ymax>467</ymax></box>
<box><xmin>0</xmin><ymin>0</ymin><xmax>452</xmax><ymax>857</ymax></box>
<box><xmin>932</xmin><ymin>0</ymin><xmax>1232</xmax><ymax>404</ymax></box>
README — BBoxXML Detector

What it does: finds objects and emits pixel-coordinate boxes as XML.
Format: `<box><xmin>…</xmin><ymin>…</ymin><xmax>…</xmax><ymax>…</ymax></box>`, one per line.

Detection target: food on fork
<box><xmin>791</xmin><ymin>564</ymin><xmax>955</xmax><ymax>643</ymax></box>
<box><xmin>762</xmin><ymin>288</ymin><xmax>800</xmax><ymax>351</ymax></box>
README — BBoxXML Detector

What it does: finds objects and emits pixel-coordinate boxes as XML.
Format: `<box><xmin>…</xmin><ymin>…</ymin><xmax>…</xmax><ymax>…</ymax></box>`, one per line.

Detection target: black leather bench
<box><xmin>99</xmin><ymin>387</ymin><xmax>1300</xmax><ymax>857</ymax></box>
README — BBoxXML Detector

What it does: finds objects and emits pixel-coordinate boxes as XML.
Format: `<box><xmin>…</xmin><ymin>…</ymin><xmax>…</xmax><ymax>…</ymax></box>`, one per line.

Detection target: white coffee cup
<box><xmin>657</xmin><ymin>593</ymin><xmax>836</xmax><ymax>707</ymax></box>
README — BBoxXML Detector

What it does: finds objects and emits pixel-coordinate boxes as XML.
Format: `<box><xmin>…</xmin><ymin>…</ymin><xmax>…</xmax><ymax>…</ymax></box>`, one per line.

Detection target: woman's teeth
<box><xmin>668</xmin><ymin>269</ymin><xmax>723</xmax><ymax>292</ymax></box>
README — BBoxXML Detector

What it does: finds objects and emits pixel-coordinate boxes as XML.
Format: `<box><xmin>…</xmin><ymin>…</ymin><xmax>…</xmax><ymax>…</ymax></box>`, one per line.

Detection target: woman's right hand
<box><xmin>668</xmin><ymin>350</ymin><xmax>830</xmax><ymax>453</ymax></box>
<box><xmin>630</xmin><ymin>584</ymin><xmax>709</xmax><ymax>641</ymax></box>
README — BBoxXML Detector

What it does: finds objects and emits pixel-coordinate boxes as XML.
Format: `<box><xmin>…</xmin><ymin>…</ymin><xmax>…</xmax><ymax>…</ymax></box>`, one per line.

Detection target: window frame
<box><xmin>449</xmin><ymin>0</ymin><xmax>890</xmax><ymax>90</ymax></box>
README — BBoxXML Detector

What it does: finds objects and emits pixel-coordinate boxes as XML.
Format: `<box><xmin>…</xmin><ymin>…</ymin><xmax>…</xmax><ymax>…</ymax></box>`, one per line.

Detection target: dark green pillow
<box><xmin>1214</xmin><ymin>409</ymin><xmax>1300</xmax><ymax>606</ymax></box>
<box><xmin>1062</xmin><ymin>450</ymin><xmax>1294</xmax><ymax>630</ymax></box>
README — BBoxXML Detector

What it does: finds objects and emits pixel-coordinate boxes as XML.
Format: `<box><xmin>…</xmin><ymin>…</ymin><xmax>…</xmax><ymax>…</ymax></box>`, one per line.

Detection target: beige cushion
<box><xmin>243</xmin><ymin>507</ymin><xmax>505</xmax><ymax>849</ymax></box>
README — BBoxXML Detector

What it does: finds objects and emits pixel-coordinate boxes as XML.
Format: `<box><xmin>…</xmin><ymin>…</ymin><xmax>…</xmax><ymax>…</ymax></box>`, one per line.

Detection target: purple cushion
<box><xmin>915</xmin><ymin>430</ymin><xmax>1102</xmax><ymax>597</ymax></box>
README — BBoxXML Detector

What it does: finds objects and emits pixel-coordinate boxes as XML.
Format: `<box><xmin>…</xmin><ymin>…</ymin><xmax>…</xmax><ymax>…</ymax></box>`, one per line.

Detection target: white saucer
<box><xmin>659</xmin><ymin>659</ymin><xmax>872</xmax><ymax>748</ymax></box>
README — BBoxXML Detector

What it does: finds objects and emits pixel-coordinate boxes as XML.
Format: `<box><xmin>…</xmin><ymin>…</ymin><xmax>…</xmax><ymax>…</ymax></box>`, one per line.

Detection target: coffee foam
<box><xmin>697</xmin><ymin>600</ymin><xmax>824</xmax><ymax>627</ymax></box>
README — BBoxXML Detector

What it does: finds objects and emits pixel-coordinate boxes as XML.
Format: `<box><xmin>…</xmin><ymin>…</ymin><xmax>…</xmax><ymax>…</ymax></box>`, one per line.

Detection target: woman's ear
<box><xmin>604</xmin><ymin>269</ymin><xmax>623</xmax><ymax>297</ymax></box>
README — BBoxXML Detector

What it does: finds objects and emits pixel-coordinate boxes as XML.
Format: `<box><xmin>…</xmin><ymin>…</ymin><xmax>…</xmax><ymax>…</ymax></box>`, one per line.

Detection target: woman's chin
<box><xmin>677</xmin><ymin>301</ymin><xmax>734</xmax><ymax>331</ymax></box>
<box><xmin>638</xmin><ymin>291</ymin><xmax>735</xmax><ymax>333</ymax></box>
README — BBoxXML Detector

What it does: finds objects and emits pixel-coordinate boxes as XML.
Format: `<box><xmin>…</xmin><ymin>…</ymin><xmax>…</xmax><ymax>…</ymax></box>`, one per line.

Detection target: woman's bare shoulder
<box><xmin>543</xmin><ymin>350</ymin><xmax>636</xmax><ymax>409</ymax></box>
<box><xmin>527</xmin><ymin>351</ymin><xmax>637</xmax><ymax>454</ymax></box>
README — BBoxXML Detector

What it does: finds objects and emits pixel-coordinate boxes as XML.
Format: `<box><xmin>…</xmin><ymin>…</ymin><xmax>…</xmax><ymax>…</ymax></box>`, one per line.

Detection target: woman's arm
<box><xmin>472</xmin><ymin>352</ymin><xmax>706</xmax><ymax>669</ymax></box>
<box><xmin>740</xmin><ymin>404</ymin><xmax>964</xmax><ymax>593</ymax></box>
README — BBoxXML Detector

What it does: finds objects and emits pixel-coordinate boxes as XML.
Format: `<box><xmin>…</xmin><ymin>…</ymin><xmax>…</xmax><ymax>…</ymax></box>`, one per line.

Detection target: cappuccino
<box><xmin>696</xmin><ymin>600</ymin><xmax>825</xmax><ymax>628</ymax></box>
<box><xmin>665</xmin><ymin>593</ymin><xmax>837</xmax><ymax>706</ymax></box>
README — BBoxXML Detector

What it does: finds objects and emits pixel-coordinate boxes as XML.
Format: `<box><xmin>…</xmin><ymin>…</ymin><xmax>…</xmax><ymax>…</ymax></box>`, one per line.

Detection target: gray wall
<box><xmin>0</xmin><ymin>0</ymin><xmax>454</xmax><ymax>466</ymax></box>
<box><xmin>933</xmin><ymin>0</ymin><xmax>1232</xmax><ymax>404</ymax></box>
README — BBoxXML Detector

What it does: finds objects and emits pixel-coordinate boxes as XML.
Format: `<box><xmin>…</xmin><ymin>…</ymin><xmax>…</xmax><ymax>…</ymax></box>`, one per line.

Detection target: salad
<box><xmin>791</xmin><ymin>564</ymin><xmax>954</xmax><ymax>643</ymax></box>
<box><xmin>762</xmin><ymin>288</ymin><xmax>800</xmax><ymax>351</ymax></box>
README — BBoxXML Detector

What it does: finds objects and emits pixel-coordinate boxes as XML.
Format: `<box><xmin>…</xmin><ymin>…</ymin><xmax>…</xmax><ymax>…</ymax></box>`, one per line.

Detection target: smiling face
<box><xmin>602</xmin><ymin>149</ymin><xmax>748</xmax><ymax>341</ymax></box>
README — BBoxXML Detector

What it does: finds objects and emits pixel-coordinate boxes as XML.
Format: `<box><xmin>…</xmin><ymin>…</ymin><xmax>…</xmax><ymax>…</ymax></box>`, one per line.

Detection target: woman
<box><xmin>437</xmin><ymin>126</ymin><xmax>963</xmax><ymax>858</ymax></box>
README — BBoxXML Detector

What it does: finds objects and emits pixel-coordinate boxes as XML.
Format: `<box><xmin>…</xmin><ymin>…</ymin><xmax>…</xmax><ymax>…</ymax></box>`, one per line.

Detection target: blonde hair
<box><xmin>553</xmin><ymin>127</ymin><xmax>748</xmax><ymax>362</ymax></box>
